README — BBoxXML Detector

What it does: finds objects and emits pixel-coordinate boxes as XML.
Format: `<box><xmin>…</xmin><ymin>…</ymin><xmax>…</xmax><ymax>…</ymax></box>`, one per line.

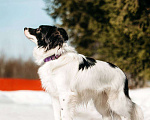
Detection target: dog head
<box><xmin>24</xmin><ymin>25</ymin><xmax>68</xmax><ymax>50</ymax></box>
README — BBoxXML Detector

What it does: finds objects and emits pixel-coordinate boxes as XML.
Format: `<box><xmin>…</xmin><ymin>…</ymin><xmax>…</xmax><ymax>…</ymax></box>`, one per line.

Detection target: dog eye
<box><xmin>36</xmin><ymin>28</ymin><xmax>41</xmax><ymax>33</ymax></box>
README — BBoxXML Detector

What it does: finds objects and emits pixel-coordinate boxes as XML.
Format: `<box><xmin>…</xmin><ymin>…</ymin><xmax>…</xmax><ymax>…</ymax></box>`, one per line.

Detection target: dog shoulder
<box><xmin>78</xmin><ymin>55</ymin><xmax>97</xmax><ymax>71</ymax></box>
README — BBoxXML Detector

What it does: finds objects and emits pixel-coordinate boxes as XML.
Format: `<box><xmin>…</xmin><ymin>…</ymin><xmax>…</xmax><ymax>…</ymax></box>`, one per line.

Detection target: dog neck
<box><xmin>33</xmin><ymin>43</ymin><xmax>77</xmax><ymax>65</ymax></box>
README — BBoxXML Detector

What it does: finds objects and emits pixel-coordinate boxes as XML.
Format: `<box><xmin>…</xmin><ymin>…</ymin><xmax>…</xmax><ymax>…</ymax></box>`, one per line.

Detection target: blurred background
<box><xmin>0</xmin><ymin>0</ymin><xmax>150</xmax><ymax>120</ymax></box>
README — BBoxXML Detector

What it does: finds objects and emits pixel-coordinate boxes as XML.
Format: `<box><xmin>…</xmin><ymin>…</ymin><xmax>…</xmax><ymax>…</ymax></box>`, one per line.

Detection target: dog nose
<box><xmin>24</xmin><ymin>27</ymin><xmax>28</xmax><ymax>31</ymax></box>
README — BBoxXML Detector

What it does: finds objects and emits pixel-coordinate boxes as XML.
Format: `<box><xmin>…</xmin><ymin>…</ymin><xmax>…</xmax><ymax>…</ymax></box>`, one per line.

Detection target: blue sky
<box><xmin>0</xmin><ymin>0</ymin><xmax>55</xmax><ymax>60</ymax></box>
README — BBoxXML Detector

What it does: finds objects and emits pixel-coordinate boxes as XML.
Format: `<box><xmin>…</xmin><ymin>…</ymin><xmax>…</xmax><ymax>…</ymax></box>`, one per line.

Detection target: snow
<box><xmin>0</xmin><ymin>88</ymin><xmax>150</xmax><ymax>120</ymax></box>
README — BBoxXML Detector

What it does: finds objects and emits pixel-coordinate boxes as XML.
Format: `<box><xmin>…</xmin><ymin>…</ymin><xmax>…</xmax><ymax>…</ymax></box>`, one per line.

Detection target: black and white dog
<box><xmin>24</xmin><ymin>25</ymin><xmax>143</xmax><ymax>120</ymax></box>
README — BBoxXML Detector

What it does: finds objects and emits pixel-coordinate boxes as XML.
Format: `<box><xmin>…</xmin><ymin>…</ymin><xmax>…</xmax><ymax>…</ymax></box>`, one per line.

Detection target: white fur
<box><xmin>32</xmin><ymin>43</ymin><xmax>144</xmax><ymax>120</ymax></box>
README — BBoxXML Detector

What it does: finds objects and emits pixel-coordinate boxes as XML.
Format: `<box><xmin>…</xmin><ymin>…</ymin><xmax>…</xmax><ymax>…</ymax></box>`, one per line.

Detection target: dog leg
<box><xmin>52</xmin><ymin>97</ymin><xmax>61</xmax><ymax>120</ymax></box>
<box><xmin>107</xmin><ymin>90</ymin><xmax>143</xmax><ymax>120</ymax></box>
<box><xmin>59</xmin><ymin>92</ymin><xmax>78</xmax><ymax>120</ymax></box>
<box><xmin>93</xmin><ymin>92</ymin><xmax>121</xmax><ymax>120</ymax></box>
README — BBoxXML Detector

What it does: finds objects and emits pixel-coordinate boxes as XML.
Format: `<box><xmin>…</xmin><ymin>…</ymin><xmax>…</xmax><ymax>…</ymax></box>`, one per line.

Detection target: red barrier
<box><xmin>0</xmin><ymin>78</ymin><xmax>43</xmax><ymax>91</ymax></box>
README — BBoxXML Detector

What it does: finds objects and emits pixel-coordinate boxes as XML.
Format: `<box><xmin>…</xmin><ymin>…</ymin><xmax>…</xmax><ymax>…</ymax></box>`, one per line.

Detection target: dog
<box><xmin>24</xmin><ymin>25</ymin><xmax>144</xmax><ymax>120</ymax></box>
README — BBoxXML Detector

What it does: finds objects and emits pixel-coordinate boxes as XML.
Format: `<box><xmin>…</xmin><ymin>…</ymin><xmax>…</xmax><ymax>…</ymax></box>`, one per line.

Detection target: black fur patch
<box><xmin>124</xmin><ymin>77</ymin><xmax>130</xmax><ymax>99</ymax></box>
<box><xmin>107</xmin><ymin>62</ymin><xmax>118</xmax><ymax>68</ymax></box>
<box><xmin>28</xmin><ymin>25</ymin><xmax>68</xmax><ymax>50</ymax></box>
<box><xmin>79</xmin><ymin>57</ymin><xmax>96</xmax><ymax>71</ymax></box>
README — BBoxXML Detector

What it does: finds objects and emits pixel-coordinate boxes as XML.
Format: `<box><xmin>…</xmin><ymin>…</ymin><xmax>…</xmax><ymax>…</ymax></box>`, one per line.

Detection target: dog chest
<box><xmin>38</xmin><ymin>64</ymin><xmax>60</xmax><ymax>96</ymax></box>
<box><xmin>38</xmin><ymin>63</ymin><xmax>73</xmax><ymax>97</ymax></box>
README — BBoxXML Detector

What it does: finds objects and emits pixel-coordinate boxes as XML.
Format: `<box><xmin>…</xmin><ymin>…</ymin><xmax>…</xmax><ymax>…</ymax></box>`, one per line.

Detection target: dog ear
<box><xmin>45</xmin><ymin>31</ymin><xmax>64</xmax><ymax>50</ymax></box>
<box><xmin>58</xmin><ymin>28</ymin><xmax>68</xmax><ymax>41</ymax></box>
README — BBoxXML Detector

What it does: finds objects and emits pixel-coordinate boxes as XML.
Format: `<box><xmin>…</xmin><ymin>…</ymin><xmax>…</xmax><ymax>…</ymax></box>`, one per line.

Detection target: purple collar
<box><xmin>44</xmin><ymin>54</ymin><xmax>61</xmax><ymax>62</ymax></box>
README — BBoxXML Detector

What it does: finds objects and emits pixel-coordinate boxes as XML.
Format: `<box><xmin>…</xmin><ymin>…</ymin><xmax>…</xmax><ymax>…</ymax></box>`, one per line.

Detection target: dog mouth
<box><xmin>24</xmin><ymin>27</ymin><xmax>38</xmax><ymax>44</ymax></box>
<box><xmin>24</xmin><ymin>28</ymin><xmax>32</xmax><ymax>39</ymax></box>
<box><xmin>24</xmin><ymin>28</ymin><xmax>35</xmax><ymax>39</ymax></box>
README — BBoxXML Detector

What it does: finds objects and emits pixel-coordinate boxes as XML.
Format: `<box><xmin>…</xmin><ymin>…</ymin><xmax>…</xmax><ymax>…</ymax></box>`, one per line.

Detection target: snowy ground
<box><xmin>0</xmin><ymin>88</ymin><xmax>150</xmax><ymax>120</ymax></box>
